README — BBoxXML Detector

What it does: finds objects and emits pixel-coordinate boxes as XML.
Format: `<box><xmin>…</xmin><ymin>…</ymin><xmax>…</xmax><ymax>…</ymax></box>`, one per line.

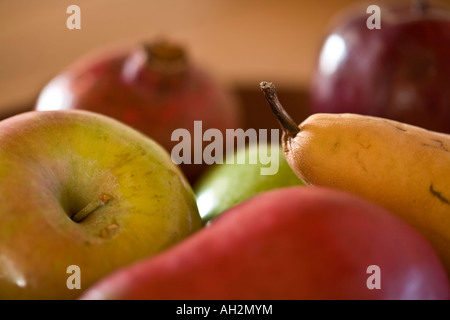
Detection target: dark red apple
<box><xmin>35</xmin><ymin>39</ymin><xmax>242</xmax><ymax>183</ymax></box>
<box><xmin>309</xmin><ymin>0</ymin><xmax>450</xmax><ymax>133</ymax></box>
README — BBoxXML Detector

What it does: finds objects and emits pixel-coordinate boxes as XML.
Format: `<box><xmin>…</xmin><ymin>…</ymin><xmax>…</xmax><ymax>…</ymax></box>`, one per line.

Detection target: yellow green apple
<box><xmin>194</xmin><ymin>143</ymin><xmax>305</xmax><ymax>223</ymax></box>
<box><xmin>0</xmin><ymin>110</ymin><xmax>202</xmax><ymax>299</ymax></box>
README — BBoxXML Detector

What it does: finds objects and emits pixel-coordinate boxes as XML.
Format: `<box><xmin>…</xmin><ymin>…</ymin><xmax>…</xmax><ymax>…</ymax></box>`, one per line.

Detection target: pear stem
<box><xmin>260</xmin><ymin>81</ymin><xmax>300</xmax><ymax>138</ymax></box>
<box><xmin>72</xmin><ymin>194</ymin><xmax>111</xmax><ymax>223</ymax></box>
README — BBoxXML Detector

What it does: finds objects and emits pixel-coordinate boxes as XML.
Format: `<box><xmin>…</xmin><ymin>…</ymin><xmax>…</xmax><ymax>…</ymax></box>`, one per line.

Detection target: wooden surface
<box><xmin>0</xmin><ymin>0</ymin><xmax>364</xmax><ymax>116</ymax></box>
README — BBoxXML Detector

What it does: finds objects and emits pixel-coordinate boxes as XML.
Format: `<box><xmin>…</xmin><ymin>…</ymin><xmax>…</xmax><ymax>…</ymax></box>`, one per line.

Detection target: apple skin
<box><xmin>309</xmin><ymin>1</ymin><xmax>450</xmax><ymax>133</ymax></box>
<box><xmin>194</xmin><ymin>143</ymin><xmax>305</xmax><ymax>223</ymax></box>
<box><xmin>79</xmin><ymin>186</ymin><xmax>449</xmax><ymax>300</ymax></box>
<box><xmin>34</xmin><ymin>40</ymin><xmax>242</xmax><ymax>183</ymax></box>
<box><xmin>0</xmin><ymin>110</ymin><xmax>202</xmax><ymax>299</ymax></box>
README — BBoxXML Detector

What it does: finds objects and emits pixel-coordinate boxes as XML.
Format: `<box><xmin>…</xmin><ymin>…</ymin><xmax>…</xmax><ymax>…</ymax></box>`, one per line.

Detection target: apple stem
<box><xmin>72</xmin><ymin>194</ymin><xmax>111</xmax><ymax>223</ymax></box>
<box><xmin>260</xmin><ymin>81</ymin><xmax>300</xmax><ymax>138</ymax></box>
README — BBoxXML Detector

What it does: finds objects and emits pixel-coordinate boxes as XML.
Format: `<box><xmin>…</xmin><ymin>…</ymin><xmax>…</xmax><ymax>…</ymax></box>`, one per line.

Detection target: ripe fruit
<box><xmin>0</xmin><ymin>110</ymin><xmax>202</xmax><ymax>299</ymax></box>
<box><xmin>194</xmin><ymin>142</ymin><xmax>304</xmax><ymax>223</ymax></box>
<box><xmin>35</xmin><ymin>39</ymin><xmax>242</xmax><ymax>182</ymax></box>
<box><xmin>261</xmin><ymin>80</ymin><xmax>450</xmax><ymax>273</ymax></box>
<box><xmin>309</xmin><ymin>0</ymin><xmax>450</xmax><ymax>133</ymax></box>
<box><xmin>80</xmin><ymin>187</ymin><xmax>449</xmax><ymax>300</ymax></box>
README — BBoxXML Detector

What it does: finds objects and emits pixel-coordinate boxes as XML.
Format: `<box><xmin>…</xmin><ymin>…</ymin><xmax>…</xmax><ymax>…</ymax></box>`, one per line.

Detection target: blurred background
<box><xmin>0</xmin><ymin>0</ymin><xmax>369</xmax><ymax>120</ymax></box>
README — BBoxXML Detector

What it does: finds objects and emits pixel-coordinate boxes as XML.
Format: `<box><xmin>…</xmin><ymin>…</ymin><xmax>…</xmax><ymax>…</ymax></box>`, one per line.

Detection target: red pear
<box><xmin>80</xmin><ymin>186</ymin><xmax>449</xmax><ymax>300</ymax></box>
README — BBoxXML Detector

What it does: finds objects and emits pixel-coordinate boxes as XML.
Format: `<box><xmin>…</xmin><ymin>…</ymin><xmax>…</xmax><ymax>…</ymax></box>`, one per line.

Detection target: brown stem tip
<box><xmin>260</xmin><ymin>81</ymin><xmax>300</xmax><ymax>138</ymax></box>
<box><xmin>143</xmin><ymin>40</ymin><xmax>187</xmax><ymax>74</ymax></box>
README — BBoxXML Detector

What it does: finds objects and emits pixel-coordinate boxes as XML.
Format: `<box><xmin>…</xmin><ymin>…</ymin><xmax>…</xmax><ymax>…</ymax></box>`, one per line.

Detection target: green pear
<box><xmin>194</xmin><ymin>143</ymin><xmax>305</xmax><ymax>222</ymax></box>
<box><xmin>0</xmin><ymin>110</ymin><xmax>202</xmax><ymax>299</ymax></box>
